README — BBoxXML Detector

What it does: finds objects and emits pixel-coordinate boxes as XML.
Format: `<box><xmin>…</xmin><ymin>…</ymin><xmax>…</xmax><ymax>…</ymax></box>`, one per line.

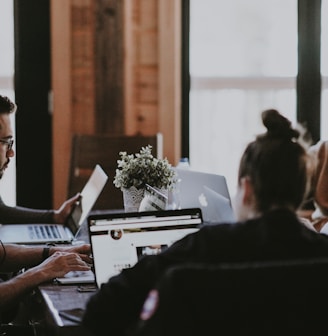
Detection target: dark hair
<box><xmin>238</xmin><ymin>109</ymin><xmax>311</xmax><ymax>212</ymax></box>
<box><xmin>0</xmin><ymin>95</ymin><xmax>16</xmax><ymax>114</ymax></box>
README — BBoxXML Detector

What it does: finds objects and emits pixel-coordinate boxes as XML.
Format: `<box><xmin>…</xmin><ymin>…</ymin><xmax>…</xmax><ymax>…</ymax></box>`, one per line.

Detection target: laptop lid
<box><xmin>88</xmin><ymin>208</ymin><xmax>203</xmax><ymax>288</ymax></box>
<box><xmin>0</xmin><ymin>164</ymin><xmax>108</xmax><ymax>244</ymax></box>
<box><xmin>174</xmin><ymin>168</ymin><xmax>235</xmax><ymax>224</ymax></box>
<box><xmin>65</xmin><ymin>164</ymin><xmax>109</xmax><ymax>236</ymax></box>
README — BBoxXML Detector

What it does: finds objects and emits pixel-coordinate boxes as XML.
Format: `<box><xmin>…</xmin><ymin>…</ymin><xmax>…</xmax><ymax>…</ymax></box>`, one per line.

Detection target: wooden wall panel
<box><xmin>94</xmin><ymin>0</ymin><xmax>125</xmax><ymax>134</ymax></box>
<box><xmin>52</xmin><ymin>0</ymin><xmax>96</xmax><ymax>207</ymax></box>
<box><xmin>51</xmin><ymin>0</ymin><xmax>181</xmax><ymax>207</ymax></box>
<box><xmin>123</xmin><ymin>0</ymin><xmax>181</xmax><ymax>164</ymax></box>
<box><xmin>158</xmin><ymin>0</ymin><xmax>181</xmax><ymax>164</ymax></box>
<box><xmin>124</xmin><ymin>0</ymin><xmax>159</xmax><ymax>138</ymax></box>
<box><xmin>51</xmin><ymin>0</ymin><xmax>72</xmax><ymax>207</ymax></box>
<box><xmin>71</xmin><ymin>0</ymin><xmax>96</xmax><ymax>133</ymax></box>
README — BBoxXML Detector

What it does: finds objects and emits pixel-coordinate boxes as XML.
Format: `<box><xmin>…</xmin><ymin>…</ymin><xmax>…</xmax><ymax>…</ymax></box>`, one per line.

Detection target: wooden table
<box><xmin>36</xmin><ymin>282</ymin><xmax>94</xmax><ymax>336</ymax></box>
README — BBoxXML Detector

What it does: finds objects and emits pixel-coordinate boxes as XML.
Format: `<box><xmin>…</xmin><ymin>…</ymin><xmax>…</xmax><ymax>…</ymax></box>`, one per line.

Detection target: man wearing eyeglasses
<box><xmin>0</xmin><ymin>94</ymin><xmax>92</xmax><ymax>334</ymax></box>
<box><xmin>0</xmin><ymin>96</ymin><xmax>15</xmax><ymax>179</ymax></box>
<box><xmin>0</xmin><ymin>137</ymin><xmax>14</xmax><ymax>161</ymax></box>
<box><xmin>0</xmin><ymin>95</ymin><xmax>80</xmax><ymax>224</ymax></box>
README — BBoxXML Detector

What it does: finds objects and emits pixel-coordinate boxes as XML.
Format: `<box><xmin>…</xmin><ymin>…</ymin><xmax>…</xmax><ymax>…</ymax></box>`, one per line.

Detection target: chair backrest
<box><xmin>136</xmin><ymin>258</ymin><xmax>328</xmax><ymax>336</ymax></box>
<box><xmin>68</xmin><ymin>133</ymin><xmax>163</xmax><ymax>210</ymax></box>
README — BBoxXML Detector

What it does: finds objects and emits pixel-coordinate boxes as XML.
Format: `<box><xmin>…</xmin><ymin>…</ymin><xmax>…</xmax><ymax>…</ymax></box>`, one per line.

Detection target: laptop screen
<box><xmin>66</xmin><ymin>164</ymin><xmax>108</xmax><ymax>236</ymax></box>
<box><xmin>88</xmin><ymin>208</ymin><xmax>203</xmax><ymax>288</ymax></box>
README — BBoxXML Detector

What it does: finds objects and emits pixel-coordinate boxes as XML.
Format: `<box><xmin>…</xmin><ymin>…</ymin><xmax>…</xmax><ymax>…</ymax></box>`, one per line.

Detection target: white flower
<box><xmin>113</xmin><ymin>145</ymin><xmax>177</xmax><ymax>190</ymax></box>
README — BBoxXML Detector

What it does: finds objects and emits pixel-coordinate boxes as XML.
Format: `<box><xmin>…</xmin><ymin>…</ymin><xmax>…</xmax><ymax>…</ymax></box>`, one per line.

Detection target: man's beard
<box><xmin>0</xmin><ymin>162</ymin><xmax>7</xmax><ymax>179</ymax></box>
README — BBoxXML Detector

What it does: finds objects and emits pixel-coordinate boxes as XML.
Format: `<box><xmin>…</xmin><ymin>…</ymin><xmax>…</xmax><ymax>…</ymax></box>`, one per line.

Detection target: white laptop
<box><xmin>0</xmin><ymin>164</ymin><xmax>108</xmax><ymax>244</ymax></box>
<box><xmin>65</xmin><ymin>208</ymin><xmax>202</xmax><ymax>287</ymax></box>
<box><xmin>173</xmin><ymin>168</ymin><xmax>235</xmax><ymax>224</ymax></box>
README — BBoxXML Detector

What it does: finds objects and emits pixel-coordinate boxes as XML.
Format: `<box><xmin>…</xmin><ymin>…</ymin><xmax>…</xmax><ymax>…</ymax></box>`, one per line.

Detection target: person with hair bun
<box><xmin>236</xmin><ymin>109</ymin><xmax>314</xmax><ymax>223</ymax></box>
<box><xmin>82</xmin><ymin>109</ymin><xmax>328</xmax><ymax>336</ymax></box>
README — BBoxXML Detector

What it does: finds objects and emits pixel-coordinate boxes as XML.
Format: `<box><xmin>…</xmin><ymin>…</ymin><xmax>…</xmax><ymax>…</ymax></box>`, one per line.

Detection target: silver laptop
<box><xmin>70</xmin><ymin>208</ymin><xmax>202</xmax><ymax>288</ymax></box>
<box><xmin>0</xmin><ymin>164</ymin><xmax>108</xmax><ymax>244</ymax></box>
<box><xmin>173</xmin><ymin>168</ymin><xmax>235</xmax><ymax>224</ymax></box>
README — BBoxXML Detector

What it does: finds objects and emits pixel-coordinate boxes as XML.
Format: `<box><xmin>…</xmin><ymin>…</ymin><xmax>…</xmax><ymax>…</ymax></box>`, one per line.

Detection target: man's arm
<box><xmin>0</xmin><ymin>195</ymin><xmax>54</xmax><ymax>224</ymax></box>
<box><xmin>0</xmin><ymin>193</ymin><xmax>81</xmax><ymax>224</ymax></box>
<box><xmin>0</xmin><ymin>243</ymin><xmax>92</xmax><ymax>272</ymax></box>
<box><xmin>0</xmin><ymin>244</ymin><xmax>44</xmax><ymax>272</ymax></box>
<box><xmin>0</xmin><ymin>266</ymin><xmax>48</xmax><ymax>310</ymax></box>
<box><xmin>0</xmin><ymin>244</ymin><xmax>91</xmax><ymax>311</ymax></box>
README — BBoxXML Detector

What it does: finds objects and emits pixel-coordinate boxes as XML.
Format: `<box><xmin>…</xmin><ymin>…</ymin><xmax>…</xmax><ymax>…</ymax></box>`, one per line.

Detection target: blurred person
<box><xmin>299</xmin><ymin>140</ymin><xmax>328</xmax><ymax>232</ymax></box>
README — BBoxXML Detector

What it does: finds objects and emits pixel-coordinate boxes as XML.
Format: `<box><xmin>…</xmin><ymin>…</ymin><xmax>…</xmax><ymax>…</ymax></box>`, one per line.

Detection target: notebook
<box><xmin>0</xmin><ymin>164</ymin><xmax>108</xmax><ymax>244</ymax></box>
<box><xmin>64</xmin><ymin>208</ymin><xmax>203</xmax><ymax>287</ymax></box>
<box><xmin>173</xmin><ymin>168</ymin><xmax>235</xmax><ymax>224</ymax></box>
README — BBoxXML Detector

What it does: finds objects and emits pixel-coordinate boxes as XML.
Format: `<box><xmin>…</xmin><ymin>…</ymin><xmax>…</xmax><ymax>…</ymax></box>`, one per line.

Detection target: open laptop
<box><xmin>173</xmin><ymin>168</ymin><xmax>235</xmax><ymax>224</ymax></box>
<box><xmin>58</xmin><ymin>208</ymin><xmax>203</xmax><ymax>287</ymax></box>
<box><xmin>0</xmin><ymin>164</ymin><xmax>108</xmax><ymax>244</ymax></box>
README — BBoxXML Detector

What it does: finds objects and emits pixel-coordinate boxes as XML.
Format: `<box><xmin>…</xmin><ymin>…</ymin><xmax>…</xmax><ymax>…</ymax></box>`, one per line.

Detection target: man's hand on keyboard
<box><xmin>53</xmin><ymin>243</ymin><xmax>92</xmax><ymax>264</ymax></box>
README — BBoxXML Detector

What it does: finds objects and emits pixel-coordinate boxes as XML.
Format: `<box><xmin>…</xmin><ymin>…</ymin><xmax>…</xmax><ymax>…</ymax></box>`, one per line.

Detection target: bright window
<box><xmin>189</xmin><ymin>0</ymin><xmax>298</xmax><ymax>195</ymax></box>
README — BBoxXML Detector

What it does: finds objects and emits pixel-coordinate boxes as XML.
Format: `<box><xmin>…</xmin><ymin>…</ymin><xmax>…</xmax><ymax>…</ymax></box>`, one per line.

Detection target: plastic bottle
<box><xmin>176</xmin><ymin>157</ymin><xmax>190</xmax><ymax>170</ymax></box>
<box><xmin>168</xmin><ymin>158</ymin><xmax>190</xmax><ymax>210</ymax></box>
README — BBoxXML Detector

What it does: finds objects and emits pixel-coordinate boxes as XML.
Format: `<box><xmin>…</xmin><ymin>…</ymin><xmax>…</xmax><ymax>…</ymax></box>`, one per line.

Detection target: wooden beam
<box><xmin>158</xmin><ymin>0</ymin><xmax>182</xmax><ymax>164</ymax></box>
<box><xmin>51</xmin><ymin>0</ymin><xmax>72</xmax><ymax>207</ymax></box>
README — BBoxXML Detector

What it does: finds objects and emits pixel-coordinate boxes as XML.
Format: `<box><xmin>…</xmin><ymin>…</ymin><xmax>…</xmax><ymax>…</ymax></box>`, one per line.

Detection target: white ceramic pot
<box><xmin>122</xmin><ymin>186</ymin><xmax>145</xmax><ymax>212</ymax></box>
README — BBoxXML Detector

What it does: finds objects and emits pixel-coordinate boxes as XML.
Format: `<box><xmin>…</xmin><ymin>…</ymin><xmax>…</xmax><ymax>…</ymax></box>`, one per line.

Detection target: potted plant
<box><xmin>114</xmin><ymin>145</ymin><xmax>177</xmax><ymax>211</ymax></box>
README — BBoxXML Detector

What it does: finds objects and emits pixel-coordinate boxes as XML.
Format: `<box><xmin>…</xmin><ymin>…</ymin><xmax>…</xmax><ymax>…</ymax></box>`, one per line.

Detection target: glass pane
<box><xmin>190</xmin><ymin>0</ymin><xmax>297</xmax><ymax>77</ymax></box>
<box><xmin>190</xmin><ymin>89</ymin><xmax>296</xmax><ymax>194</ymax></box>
<box><xmin>0</xmin><ymin>0</ymin><xmax>14</xmax><ymax>77</ymax></box>
<box><xmin>189</xmin><ymin>0</ymin><xmax>297</xmax><ymax>196</ymax></box>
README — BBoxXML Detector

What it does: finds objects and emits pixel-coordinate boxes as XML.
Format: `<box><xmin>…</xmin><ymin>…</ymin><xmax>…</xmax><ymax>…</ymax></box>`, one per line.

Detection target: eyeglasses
<box><xmin>0</xmin><ymin>138</ymin><xmax>14</xmax><ymax>151</ymax></box>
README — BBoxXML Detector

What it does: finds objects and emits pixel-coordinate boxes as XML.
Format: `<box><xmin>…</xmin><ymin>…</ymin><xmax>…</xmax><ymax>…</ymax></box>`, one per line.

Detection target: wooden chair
<box><xmin>135</xmin><ymin>258</ymin><xmax>328</xmax><ymax>336</ymax></box>
<box><xmin>67</xmin><ymin>133</ymin><xmax>163</xmax><ymax>210</ymax></box>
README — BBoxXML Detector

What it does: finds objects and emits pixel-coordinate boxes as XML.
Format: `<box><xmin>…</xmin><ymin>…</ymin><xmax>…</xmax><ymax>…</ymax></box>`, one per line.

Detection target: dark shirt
<box><xmin>0</xmin><ymin>196</ymin><xmax>54</xmax><ymax>326</ymax></box>
<box><xmin>0</xmin><ymin>196</ymin><xmax>54</xmax><ymax>224</ymax></box>
<box><xmin>82</xmin><ymin>209</ymin><xmax>328</xmax><ymax>336</ymax></box>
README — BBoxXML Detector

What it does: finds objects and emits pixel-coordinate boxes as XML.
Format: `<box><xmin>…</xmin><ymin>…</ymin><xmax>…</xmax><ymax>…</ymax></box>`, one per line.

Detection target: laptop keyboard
<box><xmin>28</xmin><ymin>225</ymin><xmax>61</xmax><ymax>240</ymax></box>
<box><xmin>56</xmin><ymin>269</ymin><xmax>95</xmax><ymax>284</ymax></box>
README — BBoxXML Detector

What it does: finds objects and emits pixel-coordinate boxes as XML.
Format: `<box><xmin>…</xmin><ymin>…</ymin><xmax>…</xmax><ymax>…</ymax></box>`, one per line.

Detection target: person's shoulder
<box><xmin>200</xmin><ymin>221</ymin><xmax>247</xmax><ymax>235</ymax></box>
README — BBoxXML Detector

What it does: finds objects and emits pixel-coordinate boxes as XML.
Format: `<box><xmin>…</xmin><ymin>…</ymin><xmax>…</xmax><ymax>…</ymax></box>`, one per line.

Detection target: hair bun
<box><xmin>261</xmin><ymin>109</ymin><xmax>299</xmax><ymax>140</ymax></box>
